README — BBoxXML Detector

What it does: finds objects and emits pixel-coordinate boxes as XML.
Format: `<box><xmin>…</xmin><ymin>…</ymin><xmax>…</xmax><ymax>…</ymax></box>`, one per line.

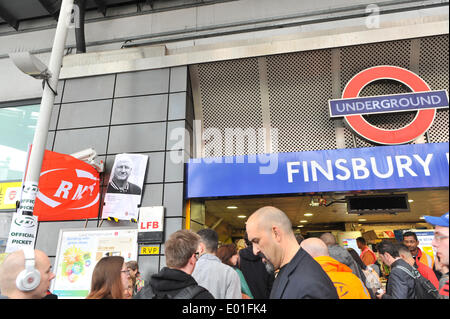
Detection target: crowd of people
<box><xmin>0</xmin><ymin>207</ymin><xmax>448</xmax><ymax>300</ymax></box>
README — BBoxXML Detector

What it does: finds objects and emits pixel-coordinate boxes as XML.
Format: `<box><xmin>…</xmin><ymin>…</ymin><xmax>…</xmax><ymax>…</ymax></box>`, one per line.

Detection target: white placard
<box><xmin>17</xmin><ymin>181</ymin><xmax>38</xmax><ymax>215</ymax></box>
<box><xmin>51</xmin><ymin>227</ymin><xmax>138</xmax><ymax>299</ymax></box>
<box><xmin>102</xmin><ymin>154</ymin><xmax>148</xmax><ymax>220</ymax></box>
<box><xmin>138</xmin><ymin>206</ymin><xmax>164</xmax><ymax>233</ymax></box>
<box><xmin>5</xmin><ymin>214</ymin><xmax>38</xmax><ymax>253</ymax></box>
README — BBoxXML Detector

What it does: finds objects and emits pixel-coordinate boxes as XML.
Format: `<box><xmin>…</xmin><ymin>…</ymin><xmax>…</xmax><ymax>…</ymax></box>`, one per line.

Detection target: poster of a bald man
<box><xmin>102</xmin><ymin>154</ymin><xmax>148</xmax><ymax>221</ymax></box>
<box><xmin>107</xmin><ymin>156</ymin><xmax>142</xmax><ymax>195</ymax></box>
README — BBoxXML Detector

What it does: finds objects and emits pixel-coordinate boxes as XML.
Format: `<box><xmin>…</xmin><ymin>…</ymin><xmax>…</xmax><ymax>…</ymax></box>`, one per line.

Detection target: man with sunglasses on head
<box><xmin>424</xmin><ymin>212</ymin><xmax>449</xmax><ymax>299</ymax></box>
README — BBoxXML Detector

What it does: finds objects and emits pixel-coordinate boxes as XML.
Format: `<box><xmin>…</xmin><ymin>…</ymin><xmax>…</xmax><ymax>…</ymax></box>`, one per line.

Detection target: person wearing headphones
<box><xmin>0</xmin><ymin>247</ymin><xmax>55</xmax><ymax>299</ymax></box>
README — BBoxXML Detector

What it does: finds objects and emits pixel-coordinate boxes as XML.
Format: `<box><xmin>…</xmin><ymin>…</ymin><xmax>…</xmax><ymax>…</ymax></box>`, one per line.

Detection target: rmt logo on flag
<box><xmin>33</xmin><ymin>150</ymin><xmax>100</xmax><ymax>221</ymax></box>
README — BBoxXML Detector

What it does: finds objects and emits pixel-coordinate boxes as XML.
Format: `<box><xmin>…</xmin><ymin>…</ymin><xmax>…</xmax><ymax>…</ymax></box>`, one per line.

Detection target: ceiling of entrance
<box><xmin>204</xmin><ymin>189</ymin><xmax>449</xmax><ymax>231</ymax></box>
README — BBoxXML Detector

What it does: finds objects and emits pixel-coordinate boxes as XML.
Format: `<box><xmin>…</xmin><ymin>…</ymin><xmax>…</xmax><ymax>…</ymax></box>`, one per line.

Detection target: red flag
<box><xmin>33</xmin><ymin>150</ymin><xmax>100</xmax><ymax>221</ymax></box>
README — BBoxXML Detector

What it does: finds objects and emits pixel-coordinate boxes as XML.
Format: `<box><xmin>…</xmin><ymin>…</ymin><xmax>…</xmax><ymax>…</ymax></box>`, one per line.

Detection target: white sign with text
<box><xmin>5</xmin><ymin>214</ymin><xmax>38</xmax><ymax>253</ymax></box>
<box><xmin>138</xmin><ymin>206</ymin><xmax>164</xmax><ymax>233</ymax></box>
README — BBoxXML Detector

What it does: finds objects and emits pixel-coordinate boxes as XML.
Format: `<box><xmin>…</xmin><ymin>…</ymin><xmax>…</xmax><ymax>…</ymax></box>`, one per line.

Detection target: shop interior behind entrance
<box><xmin>200</xmin><ymin>189</ymin><xmax>449</xmax><ymax>246</ymax></box>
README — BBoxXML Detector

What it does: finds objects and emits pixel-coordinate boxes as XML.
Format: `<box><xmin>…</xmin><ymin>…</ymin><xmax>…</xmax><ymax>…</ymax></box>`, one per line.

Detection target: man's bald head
<box><xmin>300</xmin><ymin>238</ymin><xmax>330</xmax><ymax>258</ymax></box>
<box><xmin>320</xmin><ymin>233</ymin><xmax>337</xmax><ymax>247</ymax></box>
<box><xmin>246</xmin><ymin>206</ymin><xmax>299</xmax><ymax>270</ymax></box>
<box><xmin>116</xmin><ymin>157</ymin><xmax>132</xmax><ymax>168</ymax></box>
<box><xmin>113</xmin><ymin>156</ymin><xmax>133</xmax><ymax>181</ymax></box>
<box><xmin>0</xmin><ymin>250</ymin><xmax>25</xmax><ymax>293</ymax></box>
<box><xmin>0</xmin><ymin>249</ymin><xmax>54</xmax><ymax>299</ymax></box>
<box><xmin>247</xmin><ymin>206</ymin><xmax>293</xmax><ymax>235</ymax></box>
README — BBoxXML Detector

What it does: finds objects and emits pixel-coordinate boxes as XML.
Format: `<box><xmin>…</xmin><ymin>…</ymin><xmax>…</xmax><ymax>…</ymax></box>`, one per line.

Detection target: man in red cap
<box><xmin>424</xmin><ymin>212</ymin><xmax>449</xmax><ymax>299</ymax></box>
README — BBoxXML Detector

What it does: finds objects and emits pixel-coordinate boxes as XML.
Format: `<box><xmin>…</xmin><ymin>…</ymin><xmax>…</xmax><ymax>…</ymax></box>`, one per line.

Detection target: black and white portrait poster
<box><xmin>102</xmin><ymin>154</ymin><xmax>148</xmax><ymax>221</ymax></box>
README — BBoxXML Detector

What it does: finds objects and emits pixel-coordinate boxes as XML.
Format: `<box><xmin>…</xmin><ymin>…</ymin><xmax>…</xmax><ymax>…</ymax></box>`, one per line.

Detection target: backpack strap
<box><xmin>173</xmin><ymin>285</ymin><xmax>207</xmax><ymax>299</ymax></box>
<box><xmin>396</xmin><ymin>265</ymin><xmax>420</xmax><ymax>279</ymax></box>
<box><xmin>134</xmin><ymin>284</ymin><xmax>207</xmax><ymax>299</ymax></box>
<box><xmin>397</xmin><ymin>265</ymin><xmax>439</xmax><ymax>299</ymax></box>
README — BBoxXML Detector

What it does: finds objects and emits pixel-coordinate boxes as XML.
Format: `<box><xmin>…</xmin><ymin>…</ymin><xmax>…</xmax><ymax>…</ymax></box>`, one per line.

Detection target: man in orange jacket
<box><xmin>402</xmin><ymin>231</ymin><xmax>434</xmax><ymax>268</ymax></box>
<box><xmin>301</xmin><ymin>238</ymin><xmax>370</xmax><ymax>299</ymax></box>
<box><xmin>356</xmin><ymin>237</ymin><xmax>377</xmax><ymax>266</ymax></box>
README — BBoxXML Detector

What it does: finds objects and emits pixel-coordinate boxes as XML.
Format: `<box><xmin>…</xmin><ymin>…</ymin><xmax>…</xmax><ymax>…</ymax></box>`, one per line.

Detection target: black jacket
<box><xmin>134</xmin><ymin>267</ymin><xmax>214</xmax><ymax>299</ymax></box>
<box><xmin>239</xmin><ymin>246</ymin><xmax>275</xmax><ymax>299</ymax></box>
<box><xmin>107</xmin><ymin>181</ymin><xmax>141</xmax><ymax>195</ymax></box>
<box><xmin>382</xmin><ymin>259</ymin><xmax>416</xmax><ymax>299</ymax></box>
<box><xmin>270</xmin><ymin>248</ymin><xmax>339</xmax><ymax>299</ymax></box>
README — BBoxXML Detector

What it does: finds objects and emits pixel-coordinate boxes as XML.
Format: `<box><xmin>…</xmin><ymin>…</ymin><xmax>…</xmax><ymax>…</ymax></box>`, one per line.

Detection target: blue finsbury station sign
<box><xmin>186</xmin><ymin>143</ymin><xmax>449</xmax><ymax>198</ymax></box>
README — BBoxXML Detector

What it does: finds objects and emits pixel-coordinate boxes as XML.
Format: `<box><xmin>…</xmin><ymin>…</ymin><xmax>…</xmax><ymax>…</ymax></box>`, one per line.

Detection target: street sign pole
<box><xmin>18</xmin><ymin>0</ymin><xmax>74</xmax><ymax>217</ymax></box>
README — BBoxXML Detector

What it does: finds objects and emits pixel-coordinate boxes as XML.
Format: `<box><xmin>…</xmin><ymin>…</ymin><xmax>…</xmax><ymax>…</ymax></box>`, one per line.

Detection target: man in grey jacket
<box><xmin>320</xmin><ymin>232</ymin><xmax>365</xmax><ymax>280</ymax></box>
<box><xmin>192</xmin><ymin>228</ymin><xmax>242</xmax><ymax>299</ymax></box>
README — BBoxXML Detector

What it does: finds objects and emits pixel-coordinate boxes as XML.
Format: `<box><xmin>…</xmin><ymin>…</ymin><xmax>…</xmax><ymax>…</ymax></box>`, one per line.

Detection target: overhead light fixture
<box><xmin>297</xmin><ymin>225</ymin><xmax>304</xmax><ymax>228</ymax></box>
<box><xmin>358</xmin><ymin>219</ymin><xmax>367</xmax><ymax>222</ymax></box>
<box><xmin>408</xmin><ymin>199</ymin><xmax>414</xmax><ymax>203</ymax></box>
<box><xmin>419</xmin><ymin>216</ymin><xmax>425</xmax><ymax>220</ymax></box>
<box><xmin>227</xmin><ymin>206</ymin><xmax>238</xmax><ymax>209</ymax></box>
<box><xmin>9</xmin><ymin>51</ymin><xmax>51</xmax><ymax>80</ymax></box>
<box><xmin>237</xmin><ymin>215</ymin><xmax>247</xmax><ymax>219</ymax></box>
<box><xmin>300</xmin><ymin>220</ymin><xmax>308</xmax><ymax>223</ymax></box>
<box><xmin>309</xmin><ymin>198</ymin><xmax>320</xmax><ymax>207</ymax></box>
<box><xmin>304</xmin><ymin>213</ymin><xmax>313</xmax><ymax>217</ymax></box>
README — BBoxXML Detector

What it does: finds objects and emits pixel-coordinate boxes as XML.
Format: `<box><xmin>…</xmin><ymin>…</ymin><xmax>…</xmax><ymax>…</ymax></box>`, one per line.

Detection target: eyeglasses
<box><xmin>433</xmin><ymin>234</ymin><xmax>449</xmax><ymax>242</ymax></box>
<box><xmin>194</xmin><ymin>252</ymin><xmax>200</xmax><ymax>260</ymax></box>
<box><xmin>121</xmin><ymin>269</ymin><xmax>131</xmax><ymax>275</ymax></box>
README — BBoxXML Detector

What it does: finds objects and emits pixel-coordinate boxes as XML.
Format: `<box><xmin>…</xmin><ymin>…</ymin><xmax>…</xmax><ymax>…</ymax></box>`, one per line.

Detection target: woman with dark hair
<box><xmin>347</xmin><ymin>248</ymin><xmax>381</xmax><ymax>298</ymax></box>
<box><xmin>217</xmin><ymin>244</ymin><xmax>254</xmax><ymax>299</ymax></box>
<box><xmin>86</xmin><ymin>256</ymin><xmax>130</xmax><ymax>299</ymax></box>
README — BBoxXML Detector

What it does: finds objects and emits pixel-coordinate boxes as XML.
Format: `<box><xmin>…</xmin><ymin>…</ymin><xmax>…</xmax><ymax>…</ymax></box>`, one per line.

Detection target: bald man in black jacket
<box><xmin>246</xmin><ymin>206</ymin><xmax>338</xmax><ymax>299</ymax></box>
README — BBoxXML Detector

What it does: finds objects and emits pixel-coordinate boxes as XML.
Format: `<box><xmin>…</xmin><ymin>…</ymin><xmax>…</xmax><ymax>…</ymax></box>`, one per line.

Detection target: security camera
<box><xmin>70</xmin><ymin>148</ymin><xmax>104</xmax><ymax>173</ymax></box>
<box><xmin>9</xmin><ymin>51</ymin><xmax>51</xmax><ymax>80</ymax></box>
<box><xmin>71</xmin><ymin>148</ymin><xmax>97</xmax><ymax>162</ymax></box>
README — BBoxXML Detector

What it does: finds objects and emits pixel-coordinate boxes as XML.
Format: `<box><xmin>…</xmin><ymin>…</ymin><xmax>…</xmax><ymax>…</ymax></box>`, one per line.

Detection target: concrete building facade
<box><xmin>0</xmin><ymin>0</ymin><xmax>448</xmax><ymax>283</ymax></box>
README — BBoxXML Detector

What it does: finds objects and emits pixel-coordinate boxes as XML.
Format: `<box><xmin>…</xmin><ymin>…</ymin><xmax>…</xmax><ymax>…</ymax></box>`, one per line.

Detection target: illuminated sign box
<box><xmin>186</xmin><ymin>143</ymin><xmax>449</xmax><ymax>198</ymax></box>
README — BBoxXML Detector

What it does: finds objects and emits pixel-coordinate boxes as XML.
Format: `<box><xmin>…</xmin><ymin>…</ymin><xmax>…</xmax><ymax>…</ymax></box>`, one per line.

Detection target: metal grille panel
<box><xmin>192</xmin><ymin>35</ymin><xmax>449</xmax><ymax>157</ymax></box>
<box><xmin>196</xmin><ymin>58</ymin><xmax>264</xmax><ymax>157</ymax></box>
<box><xmin>266</xmin><ymin>50</ymin><xmax>335</xmax><ymax>152</ymax></box>
<box><xmin>420</xmin><ymin>35</ymin><xmax>449</xmax><ymax>143</ymax></box>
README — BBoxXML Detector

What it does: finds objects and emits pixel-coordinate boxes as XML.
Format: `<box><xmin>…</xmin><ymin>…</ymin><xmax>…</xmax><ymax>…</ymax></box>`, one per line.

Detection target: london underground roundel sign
<box><xmin>331</xmin><ymin>66</ymin><xmax>449</xmax><ymax>145</ymax></box>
